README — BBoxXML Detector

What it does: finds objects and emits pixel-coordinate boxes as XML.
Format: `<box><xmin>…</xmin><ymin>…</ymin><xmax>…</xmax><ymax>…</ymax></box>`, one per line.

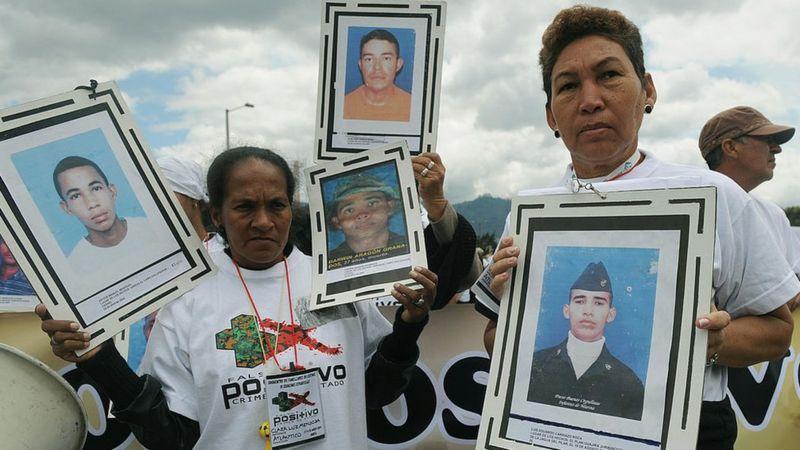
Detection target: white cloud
<box><xmin>2</xmin><ymin>0</ymin><xmax>799</xmax><ymax>209</ymax></box>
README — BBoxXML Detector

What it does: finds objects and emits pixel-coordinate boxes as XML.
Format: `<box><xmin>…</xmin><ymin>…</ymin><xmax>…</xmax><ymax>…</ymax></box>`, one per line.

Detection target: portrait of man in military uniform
<box><xmin>527</xmin><ymin>261</ymin><xmax>645</xmax><ymax>420</ymax></box>
<box><xmin>325</xmin><ymin>172</ymin><xmax>408</xmax><ymax>262</ymax></box>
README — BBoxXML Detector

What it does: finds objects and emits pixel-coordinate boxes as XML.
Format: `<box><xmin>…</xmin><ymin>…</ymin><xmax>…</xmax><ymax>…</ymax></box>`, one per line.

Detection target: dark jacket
<box><xmin>527</xmin><ymin>338</ymin><xmax>645</xmax><ymax>420</ymax></box>
<box><xmin>424</xmin><ymin>213</ymin><xmax>477</xmax><ymax>309</ymax></box>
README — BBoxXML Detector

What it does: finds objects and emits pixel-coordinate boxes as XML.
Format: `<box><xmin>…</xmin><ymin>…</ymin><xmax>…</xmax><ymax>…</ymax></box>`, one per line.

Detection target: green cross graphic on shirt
<box><xmin>215</xmin><ymin>314</ymin><xmax>277</xmax><ymax>368</ymax></box>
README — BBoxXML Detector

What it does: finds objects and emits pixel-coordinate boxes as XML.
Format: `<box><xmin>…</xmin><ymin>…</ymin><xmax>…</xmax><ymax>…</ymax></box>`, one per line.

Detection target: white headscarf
<box><xmin>156</xmin><ymin>156</ymin><xmax>208</xmax><ymax>202</ymax></box>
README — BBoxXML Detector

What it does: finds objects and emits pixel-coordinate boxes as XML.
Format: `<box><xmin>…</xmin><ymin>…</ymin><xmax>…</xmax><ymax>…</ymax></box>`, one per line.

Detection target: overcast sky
<box><xmin>2</xmin><ymin>0</ymin><xmax>798</xmax><ymax>205</ymax></box>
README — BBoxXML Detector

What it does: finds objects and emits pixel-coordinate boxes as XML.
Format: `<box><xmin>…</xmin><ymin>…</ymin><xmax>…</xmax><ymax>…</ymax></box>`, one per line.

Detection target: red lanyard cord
<box><xmin>232</xmin><ymin>257</ymin><xmax>299</xmax><ymax>372</ymax></box>
<box><xmin>283</xmin><ymin>258</ymin><xmax>299</xmax><ymax>366</ymax></box>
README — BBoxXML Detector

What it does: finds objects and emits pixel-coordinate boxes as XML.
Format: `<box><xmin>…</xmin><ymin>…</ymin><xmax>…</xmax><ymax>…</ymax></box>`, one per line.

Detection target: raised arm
<box><xmin>365</xmin><ymin>267</ymin><xmax>436</xmax><ymax>408</ymax></box>
<box><xmin>412</xmin><ymin>152</ymin><xmax>480</xmax><ymax>305</ymax></box>
<box><xmin>482</xmin><ymin>237</ymin><xmax>520</xmax><ymax>355</ymax></box>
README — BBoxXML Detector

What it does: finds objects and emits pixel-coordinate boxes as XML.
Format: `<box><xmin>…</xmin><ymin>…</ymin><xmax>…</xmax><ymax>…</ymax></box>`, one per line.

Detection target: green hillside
<box><xmin>454</xmin><ymin>194</ymin><xmax>511</xmax><ymax>239</ymax></box>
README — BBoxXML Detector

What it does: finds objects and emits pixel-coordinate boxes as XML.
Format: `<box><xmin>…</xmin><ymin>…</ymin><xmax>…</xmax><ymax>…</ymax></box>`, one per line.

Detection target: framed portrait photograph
<box><xmin>0</xmin><ymin>233</ymin><xmax>39</xmax><ymax>312</ymax></box>
<box><xmin>314</xmin><ymin>0</ymin><xmax>446</xmax><ymax>160</ymax></box>
<box><xmin>0</xmin><ymin>81</ymin><xmax>215</xmax><ymax>351</ymax></box>
<box><xmin>478</xmin><ymin>186</ymin><xmax>717</xmax><ymax>450</ymax></box>
<box><xmin>305</xmin><ymin>142</ymin><xmax>427</xmax><ymax>310</ymax></box>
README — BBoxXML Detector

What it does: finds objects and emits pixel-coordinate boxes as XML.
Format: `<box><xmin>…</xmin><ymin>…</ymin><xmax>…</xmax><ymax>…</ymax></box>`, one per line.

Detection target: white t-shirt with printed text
<box><xmin>140</xmin><ymin>248</ymin><xmax>392</xmax><ymax>449</ymax></box>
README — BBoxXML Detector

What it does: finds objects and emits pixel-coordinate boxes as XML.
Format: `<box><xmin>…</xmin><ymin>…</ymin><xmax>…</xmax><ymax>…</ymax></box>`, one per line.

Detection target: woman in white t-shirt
<box><xmin>479</xmin><ymin>6</ymin><xmax>796</xmax><ymax>450</ymax></box>
<box><xmin>38</xmin><ymin>146</ymin><xmax>438</xmax><ymax>449</ymax></box>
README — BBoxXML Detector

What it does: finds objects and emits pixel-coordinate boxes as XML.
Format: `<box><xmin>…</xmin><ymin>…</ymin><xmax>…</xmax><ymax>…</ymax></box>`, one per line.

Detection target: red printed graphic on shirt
<box><xmin>260</xmin><ymin>317</ymin><xmax>342</xmax><ymax>356</ymax></box>
<box><xmin>215</xmin><ymin>314</ymin><xmax>342</xmax><ymax>369</ymax></box>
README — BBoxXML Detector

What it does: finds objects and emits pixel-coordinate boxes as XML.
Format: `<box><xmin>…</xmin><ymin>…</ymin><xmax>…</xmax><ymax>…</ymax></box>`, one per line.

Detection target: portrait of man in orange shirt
<box><xmin>343</xmin><ymin>28</ymin><xmax>412</xmax><ymax>122</ymax></box>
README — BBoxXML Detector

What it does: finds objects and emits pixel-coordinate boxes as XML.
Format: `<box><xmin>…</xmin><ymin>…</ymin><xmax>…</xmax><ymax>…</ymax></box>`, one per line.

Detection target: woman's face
<box><xmin>546</xmin><ymin>35</ymin><xmax>656</xmax><ymax>177</ymax></box>
<box><xmin>211</xmin><ymin>159</ymin><xmax>292</xmax><ymax>270</ymax></box>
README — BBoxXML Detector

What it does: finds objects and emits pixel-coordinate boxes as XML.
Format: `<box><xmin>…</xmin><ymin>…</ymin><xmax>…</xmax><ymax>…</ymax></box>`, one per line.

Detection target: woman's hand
<box><xmin>412</xmin><ymin>153</ymin><xmax>447</xmax><ymax>221</ymax></box>
<box><xmin>392</xmin><ymin>266</ymin><xmax>438</xmax><ymax>323</ymax></box>
<box><xmin>489</xmin><ymin>237</ymin><xmax>520</xmax><ymax>299</ymax></box>
<box><xmin>35</xmin><ymin>304</ymin><xmax>102</xmax><ymax>363</ymax></box>
<box><xmin>696</xmin><ymin>303</ymin><xmax>731</xmax><ymax>364</ymax></box>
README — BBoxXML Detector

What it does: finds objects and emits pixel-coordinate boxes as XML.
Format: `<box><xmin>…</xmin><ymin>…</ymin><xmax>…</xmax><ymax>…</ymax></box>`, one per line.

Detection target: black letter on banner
<box><xmin>62</xmin><ymin>366</ymin><xmax>134</xmax><ymax>449</ymax></box>
<box><xmin>367</xmin><ymin>366</ymin><xmax>436</xmax><ymax>444</ymax></box>
<box><xmin>441</xmin><ymin>355</ymin><xmax>490</xmax><ymax>440</ymax></box>
<box><xmin>727</xmin><ymin>352</ymin><xmax>791</xmax><ymax>427</ymax></box>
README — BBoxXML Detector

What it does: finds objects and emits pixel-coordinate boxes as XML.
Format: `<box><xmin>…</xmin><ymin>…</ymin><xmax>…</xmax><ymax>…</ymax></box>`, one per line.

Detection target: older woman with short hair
<box><xmin>480</xmin><ymin>6</ymin><xmax>797</xmax><ymax>449</ymax></box>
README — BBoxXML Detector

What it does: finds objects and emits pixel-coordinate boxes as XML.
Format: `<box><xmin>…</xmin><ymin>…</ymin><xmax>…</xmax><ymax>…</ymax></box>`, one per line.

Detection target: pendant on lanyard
<box><xmin>230</xmin><ymin>257</ymin><xmax>303</xmax><ymax>446</ymax></box>
<box><xmin>259</xmin><ymin>421</ymin><xmax>272</xmax><ymax>450</ymax></box>
<box><xmin>568</xmin><ymin>149</ymin><xmax>643</xmax><ymax>199</ymax></box>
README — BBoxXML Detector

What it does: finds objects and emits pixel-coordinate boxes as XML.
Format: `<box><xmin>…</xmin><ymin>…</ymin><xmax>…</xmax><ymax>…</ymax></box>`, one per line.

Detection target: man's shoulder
<box><xmin>396</xmin><ymin>87</ymin><xmax>411</xmax><ymax>99</ymax></box>
<box><xmin>344</xmin><ymin>85</ymin><xmax>365</xmax><ymax>99</ymax></box>
<box><xmin>329</xmin><ymin>241</ymin><xmax>354</xmax><ymax>259</ymax></box>
<box><xmin>751</xmin><ymin>195</ymin><xmax>787</xmax><ymax>219</ymax></box>
<box><xmin>387</xmin><ymin>231</ymin><xmax>408</xmax><ymax>245</ymax></box>
<box><xmin>69</xmin><ymin>236</ymin><xmax>95</xmax><ymax>258</ymax></box>
<box><xmin>651</xmin><ymin>158</ymin><xmax>747</xmax><ymax>195</ymax></box>
<box><xmin>121</xmin><ymin>216</ymin><xmax>154</xmax><ymax>240</ymax></box>
<box><xmin>647</xmin><ymin>157</ymin><xmax>753</xmax><ymax>215</ymax></box>
<box><xmin>599</xmin><ymin>347</ymin><xmax>643</xmax><ymax>387</ymax></box>
<box><xmin>533</xmin><ymin>340</ymin><xmax>568</xmax><ymax>361</ymax></box>
<box><xmin>125</xmin><ymin>216</ymin><xmax>150</xmax><ymax>228</ymax></box>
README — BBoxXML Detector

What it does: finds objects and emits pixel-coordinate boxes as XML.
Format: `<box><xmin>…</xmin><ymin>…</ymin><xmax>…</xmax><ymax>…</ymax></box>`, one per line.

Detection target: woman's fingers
<box><xmin>393</xmin><ymin>281</ymin><xmax>423</xmax><ymax>304</ymax></box>
<box><xmin>40</xmin><ymin>318</ymin><xmax>80</xmax><ymax>335</ymax></box>
<box><xmin>34</xmin><ymin>303</ymin><xmax>51</xmax><ymax>321</ymax></box>
<box><xmin>393</xmin><ymin>266</ymin><xmax>437</xmax><ymax>314</ymax></box>
<box><xmin>411</xmin><ymin>153</ymin><xmax>444</xmax><ymax>170</ymax></box>
<box><xmin>36</xmin><ymin>302</ymin><xmax>100</xmax><ymax>362</ymax></box>
<box><xmin>487</xmin><ymin>237</ymin><xmax>518</xmax><ymax>298</ymax></box>
<box><xmin>489</xmin><ymin>272</ymin><xmax>510</xmax><ymax>299</ymax></box>
<box><xmin>409</xmin><ymin>266</ymin><xmax>437</xmax><ymax>293</ymax></box>
<box><xmin>696</xmin><ymin>310</ymin><xmax>731</xmax><ymax>330</ymax></box>
<box><xmin>490</xmin><ymin>241</ymin><xmax>519</xmax><ymax>277</ymax></box>
<box><xmin>411</xmin><ymin>154</ymin><xmax>446</xmax><ymax>183</ymax></box>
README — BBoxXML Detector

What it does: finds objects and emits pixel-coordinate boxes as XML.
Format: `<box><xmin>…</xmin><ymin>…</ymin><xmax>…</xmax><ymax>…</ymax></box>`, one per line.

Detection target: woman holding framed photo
<box><xmin>38</xmin><ymin>146</ymin><xmax>437</xmax><ymax>449</ymax></box>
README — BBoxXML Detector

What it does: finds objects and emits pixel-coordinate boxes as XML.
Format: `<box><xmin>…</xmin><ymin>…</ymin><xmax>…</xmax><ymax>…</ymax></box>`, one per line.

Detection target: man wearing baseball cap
<box><xmin>699</xmin><ymin>106</ymin><xmax>800</xmax><ymax>309</ymax></box>
<box><xmin>699</xmin><ymin>106</ymin><xmax>795</xmax><ymax>192</ymax></box>
<box><xmin>327</xmin><ymin>173</ymin><xmax>408</xmax><ymax>261</ymax></box>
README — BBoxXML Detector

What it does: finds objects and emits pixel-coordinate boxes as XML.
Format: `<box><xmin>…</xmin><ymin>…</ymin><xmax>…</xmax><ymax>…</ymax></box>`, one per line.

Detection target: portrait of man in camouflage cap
<box><xmin>527</xmin><ymin>261</ymin><xmax>645</xmax><ymax>420</ymax></box>
<box><xmin>325</xmin><ymin>171</ymin><xmax>408</xmax><ymax>262</ymax></box>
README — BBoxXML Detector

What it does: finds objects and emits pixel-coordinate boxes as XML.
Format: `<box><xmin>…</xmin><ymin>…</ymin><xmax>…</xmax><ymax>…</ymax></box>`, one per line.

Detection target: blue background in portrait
<box><xmin>322</xmin><ymin>161</ymin><xmax>406</xmax><ymax>251</ymax></box>
<box><xmin>11</xmin><ymin>128</ymin><xmax>146</xmax><ymax>256</ymax></box>
<box><xmin>532</xmin><ymin>246</ymin><xmax>659</xmax><ymax>385</ymax></box>
<box><xmin>127</xmin><ymin>316</ymin><xmax>148</xmax><ymax>371</ymax></box>
<box><xmin>345</xmin><ymin>26</ymin><xmax>416</xmax><ymax>94</ymax></box>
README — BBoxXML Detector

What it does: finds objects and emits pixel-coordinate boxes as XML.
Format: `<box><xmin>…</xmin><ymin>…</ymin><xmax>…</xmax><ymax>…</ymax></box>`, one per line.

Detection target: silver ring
<box><xmin>413</xmin><ymin>297</ymin><xmax>425</xmax><ymax>307</ymax></box>
<box><xmin>420</xmin><ymin>168</ymin><xmax>429</xmax><ymax>177</ymax></box>
<box><xmin>50</xmin><ymin>335</ymin><xmax>58</xmax><ymax>346</ymax></box>
<box><xmin>426</xmin><ymin>161</ymin><xmax>435</xmax><ymax>170</ymax></box>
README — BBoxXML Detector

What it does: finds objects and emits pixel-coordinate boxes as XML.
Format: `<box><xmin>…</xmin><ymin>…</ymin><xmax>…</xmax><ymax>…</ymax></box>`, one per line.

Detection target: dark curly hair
<box><xmin>539</xmin><ymin>5</ymin><xmax>646</xmax><ymax>105</ymax></box>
